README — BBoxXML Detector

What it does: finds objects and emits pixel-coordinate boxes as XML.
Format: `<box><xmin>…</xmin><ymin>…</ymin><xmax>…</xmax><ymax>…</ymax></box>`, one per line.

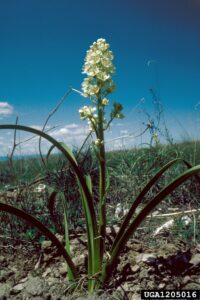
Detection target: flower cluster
<box><xmin>79</xmin><ymin>106</ymin><xmax>98</xmax><ymax>132</ymax></box>
<box><xmin>80</xmin><ymin>38</ymin><xmax>124</xmax><ymax>134</ymax></box>
<box><xmin>82</xmin><ymin>38</ymin><xmax>116</xmax><ymax>98</ymax></box>
<box><xmin>79</xmin><ymin>106</ymin><xmax>96</xmax><ymax>120</ymax></box>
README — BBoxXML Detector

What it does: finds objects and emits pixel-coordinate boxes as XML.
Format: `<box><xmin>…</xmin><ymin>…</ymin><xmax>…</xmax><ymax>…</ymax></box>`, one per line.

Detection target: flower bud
<box><xmin>102</xmin><ymin>98</ymin><xmax>109</xmax><ymax>106</ymax></box>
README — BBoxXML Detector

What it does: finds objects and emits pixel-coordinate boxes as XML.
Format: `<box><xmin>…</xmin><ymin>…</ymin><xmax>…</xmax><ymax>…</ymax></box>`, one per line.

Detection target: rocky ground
<box><xmin>0</xmin><ymin>231</ymin><xmax>200</xmax><ymax>300</ymax></box>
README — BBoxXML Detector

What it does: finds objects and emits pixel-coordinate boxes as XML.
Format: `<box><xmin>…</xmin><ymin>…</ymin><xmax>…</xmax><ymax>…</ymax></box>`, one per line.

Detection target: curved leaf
<box><xmin>0</xmin><ymin>202</ymin><xmax>78</xmax><ymax>279</ymax></box>
<box><xmin>0</xmin><ymin>124</ymin><xmax>98</xmax><ymax>236</ymax></box>
<box><xmin>46</xmin><ymin>145</ymin><xmax>56</xmax><ymax>161</ymax></box>
<box><xmin>111</xmin><ymin>158</ymin><xmax>200</xmax><ymax>251</ymax></box>
<box><xmin>103</xmin><ymin>164</ymin><xmax>200</xmax><ymax>283</ymax></box>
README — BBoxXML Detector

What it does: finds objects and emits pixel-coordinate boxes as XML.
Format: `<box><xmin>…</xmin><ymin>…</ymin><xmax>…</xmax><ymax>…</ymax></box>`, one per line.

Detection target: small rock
<box><xmin>41</xmin><ymin>240</ymin><xmax>52</xmax><ymax>250</ymax></box>
<box><xmin>25</xmin><ymin>276</ymin><xmax>45</xmax><ymax>296</ymax></box>
<box><xmin>59</xmin><ymin>263</ymin><xmax>68</xmax><ymax>276</ymax></box>
<box><xmin>136</xmin><ymin>253</ymin><xmax>157</xmax><ymax>264</ymax></box>
<box><xmin>131</xmin><ymin>265</ymin><xmax>140</xmax><ymax>274</ymax></box>
<box><xmin>162</xmin><ymin>276</ymin><xmax>170</xmax><ymax>283</ymax></box>
<box><xmin>158</xmin><ymin>283</ymin><xmax>166</xmax><ymax>289</ymax></box>
<box><xmin>12</xmin><ymin>283</ymin><xmax>24</xmax><ymax>294</ymax></box>
<box><xmin>189</xmin><ymin>253</ymin><xmax>200</xmax><ymax>266</ymax></box>
<box><xmin>182</xmin><ymin>275</ymin><xmax>191</xmax><ymax>285</ymax></box>
<box><xmin>19</xmin><ymin>277</ymin><xmax>28</xmax><ymax>283</ymax></box>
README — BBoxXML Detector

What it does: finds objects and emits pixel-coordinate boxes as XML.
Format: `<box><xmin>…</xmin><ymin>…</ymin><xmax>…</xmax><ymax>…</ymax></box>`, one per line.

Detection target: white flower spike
<box><xmin>81</xmin><ymin>38</ymin><xmax>116</xmax><ymax>98</ymax></box>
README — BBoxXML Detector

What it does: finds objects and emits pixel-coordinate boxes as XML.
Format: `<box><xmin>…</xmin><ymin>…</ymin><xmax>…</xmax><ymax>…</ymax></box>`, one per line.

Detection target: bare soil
<box><xmin>0</xmin><ymin>232</ymin><xmax>200</xmax><ymax>300</ymax></box>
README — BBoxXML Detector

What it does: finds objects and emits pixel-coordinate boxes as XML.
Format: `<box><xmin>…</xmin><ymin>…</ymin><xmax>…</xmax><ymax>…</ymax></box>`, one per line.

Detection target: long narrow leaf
<box><xmin>46</xmin><ymin>145</ymin><xmax>56</xmax><ymax>161</ymax></box>
<box><xmin>103</xmin><ymin>164</ymin><xmax>200</xmax><ymax>283</ymax></box>
<box><xmin>78</xmin><ymin>183</ymin><xmax>93</xmax><ymax>289</ymax></box>
<box><xmin>0</xmin><ymin>124</ymin><xmax>98</xmax><ymax>237</ymax></box>
<box><xmin>0</xmin><ymin>202</ymin><xmax>78</xmax><ymax>279</ymax></box>
<box><xmin>61</xmin><ymin>192</ymin><xmax>74</xmax><ymax>282</ymax></box>
<box><xmin>85</xmin><ymin>175</ymin><xmax>101</xmax><ymax>286</ymax></box>
<box><xmin>111</xmin><ymin>158</ymin><xmax>197</xmax><ymax>251</ymax></box>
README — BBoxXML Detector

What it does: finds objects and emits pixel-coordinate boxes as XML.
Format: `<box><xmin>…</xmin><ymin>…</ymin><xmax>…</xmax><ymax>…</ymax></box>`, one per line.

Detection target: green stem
<box><xmin>61</xmin><ymin>192</ymin><xmax>74</xmax><ymax>283</ymax></box>
<box><xmin>97</xmin><ymin>96</ymin><xmax>106</xmax><ymax>265</ymax></box>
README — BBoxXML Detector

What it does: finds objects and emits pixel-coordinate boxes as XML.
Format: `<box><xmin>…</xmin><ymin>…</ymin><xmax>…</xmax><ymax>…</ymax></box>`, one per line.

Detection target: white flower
<box><xmin>81</xmin><ymin>77</ymin><xmax>100</xmax><ymax>97</ymax></box>
<box><xmin>102</xmin><ymin>98</ymin><xmax>109</xmax><ymax>106</ymax></box>
<box><xmin>97</xmin><ymin>38</ymin><xmax>106</xmax><ymax>43</ymax></box>
<box><xmin>89</xmin><ymin>85</ymin><xmax>99</xmax><ymax>95</ymax></box>
<box><xmin>94</xmin><ymin>139</ymin><xmax>102</xmax><ymax>146</ymax></box>
<box><xmin>79</xmin><ymin>106</ymin><xmax>96</xmax><ymax>120</ymax></box>
<box><xmin>96</xmin><ymin>71</ymin><xmax>110</xmax><ymax>81</ymax></box>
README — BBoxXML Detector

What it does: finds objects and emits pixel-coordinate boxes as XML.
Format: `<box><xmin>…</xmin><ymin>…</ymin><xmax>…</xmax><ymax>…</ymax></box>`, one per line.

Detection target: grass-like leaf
<box><xmin>0</xmin><ymin>202</ymin><xmax>78</xmax><ymax>279</ymax></box>
<box><xmin>102</xmin><ymin>164</ymin><xmax>200</xmax><ymax>283</ymax></box>
<box><xmin>111</xmin><ymin>158</ymin><xmax>198</xmax><ymax>251</ymax></box>
<box><xmin>0</xmin><ymin>124</ymin><xmax>98</xmax><ymax>237</ymax></box>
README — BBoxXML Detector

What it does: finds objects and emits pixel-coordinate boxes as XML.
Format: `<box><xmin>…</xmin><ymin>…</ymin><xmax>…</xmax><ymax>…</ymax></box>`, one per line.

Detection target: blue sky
<box><xmin>0</xmin><ymin>0</ymin><xmax>200</xmax><ymax>154</ymax></box>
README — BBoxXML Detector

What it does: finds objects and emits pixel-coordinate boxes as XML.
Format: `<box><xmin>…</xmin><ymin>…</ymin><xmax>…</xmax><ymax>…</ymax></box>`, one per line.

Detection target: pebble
<box><xmin>59</xmin><ymin>263</ymin><xmax>68</xmax><ymax>276</ymax></box>
<box><xmin>158</xmin><ymin>283</ymin><xmax>166</xmax><ymax>289</ymax></box>
<box><xmin>12</xmin><ymin>283</ymin><xmax>24</xmax><ymax>294</ymax></box>
<box><xmin>131</xmin><ymin>264</ymin><xmax>140</xmax><ymax>273</ymax></box>
<box><xmin>182</xmin><ymin>275</ymin><xmax>191</xmax><ymax>285</ymax></box>
<box><xmin>25</xmin><ymin>276</ymin><xmax>45</xmax><ymax>296</ymax></box>
<box><xmin>41</xmin><ymin>240</ymin><xmax>52</xmax><ymax>250</ymax></box>
<box><xmin>136</xmin><ymin>253</ymin><xmax>157</xmax><ymax>264</ymax></box>
<box><xmin>189</xmin><ymin>253</ymin><xmax>200</xmax><ymax>266</ymax></box>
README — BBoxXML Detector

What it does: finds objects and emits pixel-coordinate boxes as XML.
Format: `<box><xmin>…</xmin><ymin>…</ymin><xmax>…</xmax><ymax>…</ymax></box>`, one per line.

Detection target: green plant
<box><xmin>0</xmin><ymin>38</ymin><xmax>200</xmax><ymax>292</ymax></box>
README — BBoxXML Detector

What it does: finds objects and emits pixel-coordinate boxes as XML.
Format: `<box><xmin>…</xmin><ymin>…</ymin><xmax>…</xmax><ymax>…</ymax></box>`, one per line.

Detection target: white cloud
<box><xmin>0</xmin><ymin>102</ymin><xmax>13</xmax><ymax>116</ymax></box>
<box><xmin>51</xmin><ymin>124</ymin><xmax>89</xmax><ymax>139</ymax></box>
<box><xmin>116</xmin><ymin>123</ymin><xmax>124</xmax><ymax>127</ymax></box>
<box><xmin>120</xmin><ymin>130</ymin><xmax>128</xmax><ymax>135</ymax></box>
<box><xmin>65</xmin><ymin>123</ymin><xmax>79</xmax><ymax>129</ymax></box>
<box><xmin>29</xmin><ymin>125</ymin><xmax>51</xmax><ymax>130</ymax></box>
